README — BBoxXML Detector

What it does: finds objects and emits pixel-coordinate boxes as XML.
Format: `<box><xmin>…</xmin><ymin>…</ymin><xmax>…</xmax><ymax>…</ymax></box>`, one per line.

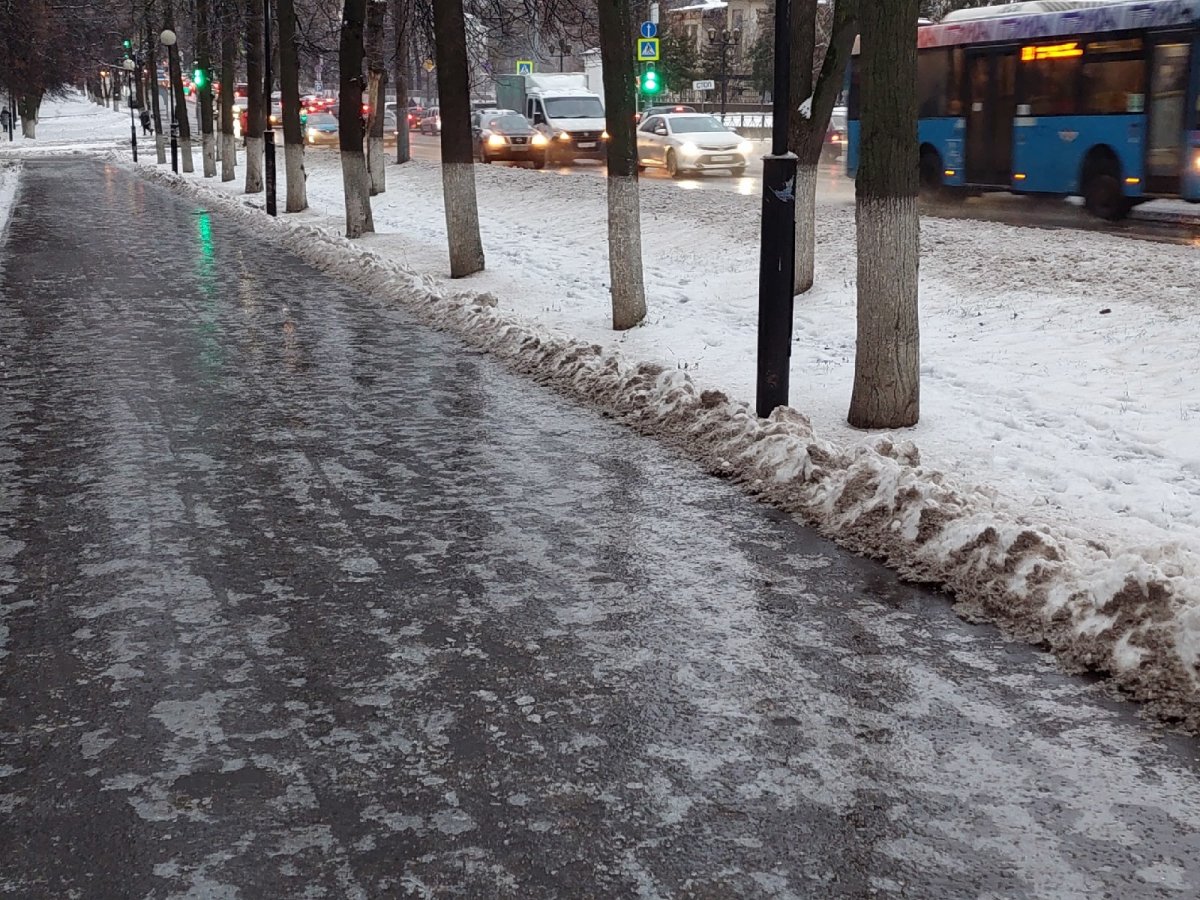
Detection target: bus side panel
<box><xmin>1184</xmin><ymin>37</ymin><xmax>1200</xmax><ymax>201</ymax></box>
<box><xmin>918</xmin><ymin>118</ymin><xmax>966</xmax><ymax>186</ymax></box>
<box><xmin>847</xmin><ymin>120</ymin><xmax>860</xmax><ymax>178</ymax></box>
<box><xmin>1011</xmin><ymin>114</ymin><xmax>1143</xmax><ymax>196</ymax></box>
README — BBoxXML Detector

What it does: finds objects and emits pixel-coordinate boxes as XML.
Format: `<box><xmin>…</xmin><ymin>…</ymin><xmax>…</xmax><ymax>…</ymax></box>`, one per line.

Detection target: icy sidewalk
<box><xmin>114</xmin><ymin>150</ymin><xmax>1200</xmax><ymax>730</ymax></box>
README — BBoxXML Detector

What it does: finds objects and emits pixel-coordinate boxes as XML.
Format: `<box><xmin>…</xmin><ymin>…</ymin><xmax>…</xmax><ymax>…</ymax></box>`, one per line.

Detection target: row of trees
<box><xmin>60</xmin><ymin>0</ymin><xmax>993</xmax><ymax>430</ymax></box>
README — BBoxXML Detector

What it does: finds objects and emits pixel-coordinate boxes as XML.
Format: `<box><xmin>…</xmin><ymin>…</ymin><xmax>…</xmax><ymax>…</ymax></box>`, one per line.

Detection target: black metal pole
<box><xmin>128</xmin><ymin>68</ymin><xmax>139</xmax><ymax>162</ymax></box>
<box><xmin>263</xmin><ymin>0</ymin><xmax>278</xmax><ymax>216</ymax></box>
<box><xmin>755</xmin><ymin>0</ymin><xmax>797</xmax><ymax>418</ymax></box>
<box><xmin>721</xmin><ymin>45</ymin><xmax>727</xmax><ymax>119</ymax></box>
<box><xmin>169</xmin><ymin>69</ymin><xmax>179</xmax><ymax>172</ymax></box>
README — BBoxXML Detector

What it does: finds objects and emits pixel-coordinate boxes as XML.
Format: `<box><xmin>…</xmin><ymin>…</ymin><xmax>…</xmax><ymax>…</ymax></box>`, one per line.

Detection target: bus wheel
<box><xmin>1084</xmin><ymin>172</ymin><xmax>1128</xmax><ymax>221</ymax></box>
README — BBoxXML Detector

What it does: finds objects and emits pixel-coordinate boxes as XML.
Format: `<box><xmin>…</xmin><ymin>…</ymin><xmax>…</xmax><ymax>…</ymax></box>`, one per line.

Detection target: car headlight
<box><xmin>737</xmin><ymin>141</ymin><xmax>753</xmax><ymax>155</ymax></box>
<box><xmin>1194</xmin><ymin>151</ymin><xmax>1200</xmax><ymax>173</ymax></box>
<box><xmin>557</xmin><ymin>131</ymin><xmax>572</xmax><ymax>142</ymax></box>
<box><xmin>532</xmin><ymin>132</ymin><xmax>548</xmax><ymax>147</ymax></box>
<box><xmin>307</xmin><ymin>127</ymin><xmax>318</xmax><ymax>139</ymax></box>
<box><xmin>487</xmin><ymin>133</ymin><xmax>506</xmax><ymax>147</ymax></box>
<box><xmin>680</xmin><ymin>141</ymin><xmax>698</xmax><ymax>157</ymax></box>
<box><xmin>601</xmin><ymin>130</ymin><xmax>610</xmax><ymax>140</ymax></box>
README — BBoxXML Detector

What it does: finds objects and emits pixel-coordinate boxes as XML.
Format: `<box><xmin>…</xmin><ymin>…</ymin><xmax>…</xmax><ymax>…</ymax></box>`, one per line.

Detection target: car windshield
<box><xmin>669</xmin><ymin>116</ymin><xmax>728</xmax><ymax>134</ymax></box>
<box><xmin>308</xmin><ymin>113</ymin><xmax>336</xmax><ymax>126</ymax></box>
<box><xmin>489</xmin><ymin>114</ymin><xmax>529</xmax><ymax>131</ymax></box>
<box><xmin>544</xmin><ymin>97</ymin><xmax>605</xmax><ymax>119</ymax></box>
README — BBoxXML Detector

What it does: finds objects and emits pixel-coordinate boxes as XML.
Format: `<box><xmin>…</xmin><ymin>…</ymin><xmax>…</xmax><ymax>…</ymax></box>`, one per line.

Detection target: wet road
<box><xmin>3</xmin><ymin>158</ymin><xmax>1200</xmax><ymax>898</ymax></box>
<box><xmin>399</xmin><ymin>132</ymin><xmax>1200</xmax><ymax>244</ymax></box>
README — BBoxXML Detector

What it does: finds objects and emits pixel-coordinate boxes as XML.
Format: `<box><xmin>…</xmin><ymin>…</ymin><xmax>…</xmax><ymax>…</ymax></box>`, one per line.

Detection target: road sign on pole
<box><xmin>640</xmin><ymin>21</ymin><xmax>657</xmax><ymax>39</ymax></box>
<box><xmin>516</xmin><ymin>60</ymin><xmax>533</xmax><ymax>75</ymax></box>
<box><xmin>637</xmin><ymin>38</ymin><xmax>660</xmax><ymax>62</ymax></box>
<box><xmin>692</xmin><ymin>79</ymin><xmax>716</xmax><ymax>91</ymax></box>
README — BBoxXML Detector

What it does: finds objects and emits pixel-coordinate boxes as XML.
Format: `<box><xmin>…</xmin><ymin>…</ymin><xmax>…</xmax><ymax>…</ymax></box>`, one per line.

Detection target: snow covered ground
<box><xmin>0</xmin><ymin>92</ymin><xmax>133</xmax><ymax>155</ymax></box>
<box><xmin>14</xmin><ymin>94</ymin><xmax>1200</xmax><ymax>725</ymax></box>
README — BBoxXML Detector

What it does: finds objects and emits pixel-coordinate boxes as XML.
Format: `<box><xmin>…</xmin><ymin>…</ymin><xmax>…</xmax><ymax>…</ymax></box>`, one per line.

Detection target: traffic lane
<box><xmin>5</xmin><ymin>158</ymin><xmax>1200</xmax><ymax>896</ymax></box>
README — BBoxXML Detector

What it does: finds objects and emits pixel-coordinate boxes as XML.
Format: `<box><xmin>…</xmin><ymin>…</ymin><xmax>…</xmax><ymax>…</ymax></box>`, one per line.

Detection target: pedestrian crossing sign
<box><xmin>637</xmin><ymin>38</ymin><xmax>660</xmax><ymax>62</ymax></box>
<box><xmin>517</xmin><ymin>60</ymin><xmax>534</xmax><ymax>75</ymax></box>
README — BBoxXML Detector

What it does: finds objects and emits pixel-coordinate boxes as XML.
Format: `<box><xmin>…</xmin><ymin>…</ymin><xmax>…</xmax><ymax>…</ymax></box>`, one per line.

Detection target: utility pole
<box><xmin>755</xmin><ymin>0</ymin><xmax>797</xmax><ymax>417</ymax></box>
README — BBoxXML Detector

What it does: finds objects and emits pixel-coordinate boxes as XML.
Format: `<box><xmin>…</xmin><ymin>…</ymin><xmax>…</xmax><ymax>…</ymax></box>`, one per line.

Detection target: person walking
<box><xmin>139</xmin><ymin>107</ymin><xmax>153</xmax><ymax>136</ymax></box>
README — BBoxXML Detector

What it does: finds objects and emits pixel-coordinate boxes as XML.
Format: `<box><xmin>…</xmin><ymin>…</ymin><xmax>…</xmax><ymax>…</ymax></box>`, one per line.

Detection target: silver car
<box><xmin>636</xmin><ymin>113</ymin><xmax>753</xmax><ymax>177</ymax></box>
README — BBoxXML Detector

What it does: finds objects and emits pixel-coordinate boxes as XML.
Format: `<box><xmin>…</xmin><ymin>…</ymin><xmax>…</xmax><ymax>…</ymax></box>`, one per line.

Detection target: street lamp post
<box><xmin>160</xmin><ymin>29</ymin><xmax>179</xmax><ymax>173</ymax></box>
<box><xmin>707</xmin><ymin>26</ymin><xmax>741</xmax><ymax>121</ymax></box>
<box><xmin>755</xmin><ymin>0</ymin><xmax>797</xmax><ymax>417</ymax></box>
<box><xmin>263</xmin><ymin>0</ymin><xmax>277</xmax><ymax>216</ymax></box>
<box><xmin>123</xmin><ymin>58</ymin><xmax>138</xmax><ymax>163</ymax></box>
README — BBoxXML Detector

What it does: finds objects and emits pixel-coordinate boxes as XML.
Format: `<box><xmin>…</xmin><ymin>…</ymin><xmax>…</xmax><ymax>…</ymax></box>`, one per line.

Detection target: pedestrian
<box><xmin>0</xmin><ymin>107</ymin><xmax>11</xmax><ymax>138</ymax></box>
<box><xmin>139</xmin><ymin>107</ymin><xmax>152</xmax><ymax>136</ymax></box>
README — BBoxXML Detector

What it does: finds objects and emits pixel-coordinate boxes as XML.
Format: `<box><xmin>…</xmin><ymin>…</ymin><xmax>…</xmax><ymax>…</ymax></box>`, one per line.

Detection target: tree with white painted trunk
<box><xmin>145</xmin><ymin>2</ymin><xmax>167</xmax><ymax>164</ymax></box>
<box><xmin>365</xmin><ymin>0</ymin><xmax>387</xmax><ymax>195</ymax></box>
<box><xmin>597</xmin><ymin>0</ymin><xmax>645</xmax><ymax>330</ymax></box>
<box><xmin>789</xmin><ymin>0</ymin><xmax>857</xmax><ymax>295</ymax></box>
<box><xmin>391</xmin><ymin>0</ymin><xmax>411</xmax><ymax>165</ymax></box>
<box><xmin>339</xmin><ymin>0</ymin><xmax>375</xmax><ymax>237</ymax></box>
<box><xmin>432</xmin><ymin>0</ymin><xmax>484</xmax><ymax>277</ymax></box>
<box><xmin>164</xmin><ymin>1</ymin><xmax>194</xmax><ymax>172</ymax></box>
<box><xmin>219</xmin><ymin>0</ymin><xmax>237</xmax><ymax>181</ymax></box>
<box><xmin>849</xmin><ymin>0</ymin><xmax>920</xmax><ymax>429</ymax></box>
<box><xmin>277</xmin><ymin>0</ymin><xmax>307</xmax><ymax>210</ymax></box>
<box><xmin>196</xmin><ymin>0</ymin><xmax>217</xmax><ymax>177</ymax></box>
<box><xmin>244</xmin><ymin>0</ymin><xmax>265</xmax><ymax>193</ymax></box>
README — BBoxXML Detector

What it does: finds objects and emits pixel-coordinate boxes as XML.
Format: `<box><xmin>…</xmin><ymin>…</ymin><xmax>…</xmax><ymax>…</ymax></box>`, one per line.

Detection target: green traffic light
<box><xmin>123</xmin><ymin>39</ymin><xmax>132</xmax><ymax>50</ymax></box>
<box><xmin>193</xmin><ymin>67</ymin><xmax>207</xmax><ymax>90</ymax></box>
<box><xmin>642</xmin><ymin>68</ymin><xmax>661</xmax><ymax>95</ymax></box>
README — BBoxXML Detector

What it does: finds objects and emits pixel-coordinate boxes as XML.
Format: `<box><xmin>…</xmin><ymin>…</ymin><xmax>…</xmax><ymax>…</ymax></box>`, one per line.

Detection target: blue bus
<box><xmin>847</xmin><ymin>0</ymin><xmax>1200</xmax><ymax>219</ymax></box>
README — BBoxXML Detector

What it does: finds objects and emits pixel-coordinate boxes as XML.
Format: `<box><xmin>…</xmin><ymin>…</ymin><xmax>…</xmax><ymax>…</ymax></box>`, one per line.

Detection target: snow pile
<box><xmin>0</xmin><ymin>161</ymin><xmax>20</xmax><ymax>239</ymax></box>
<box><xmin>135</xmin><ymin>163</ymin><xmax>1200</xmax><ymax>728</ymax></box>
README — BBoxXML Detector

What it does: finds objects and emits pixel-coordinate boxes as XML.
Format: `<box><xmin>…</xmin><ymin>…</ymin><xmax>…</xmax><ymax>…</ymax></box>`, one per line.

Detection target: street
<box><xmin>3</xmin><ymin>158</ymin><xmax>1200</xmax><ymax>897</ymax></box>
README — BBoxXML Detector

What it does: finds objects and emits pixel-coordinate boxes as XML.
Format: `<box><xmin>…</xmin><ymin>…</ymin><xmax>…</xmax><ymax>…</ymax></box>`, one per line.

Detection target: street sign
<box><xmin>693</xmin><ymin>79</ymin><xmax>716</xmax><ymax>91</ymax></box>
<box><xmin>516</xmin><ymin>59</ymin><xmax>533</xmax><ymax>75</ymax></box>
<box><xmin>637</xmin><ymin>38</ymin><xmax>660</xmax><ymax>62</ymax></box>
<box><xmin>423</xmin><ymin>59</ymin><xmax>435</xmax><ymax>73</ymax></box>
<box><xmin>640</xmin><ymin>21</ymin><xmax>657</xmax><ymax>39</ymax></box>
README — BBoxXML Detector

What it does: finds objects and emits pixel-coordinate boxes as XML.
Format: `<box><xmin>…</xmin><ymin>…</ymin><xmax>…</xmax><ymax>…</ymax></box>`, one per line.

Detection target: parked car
<box><xmin>304</xmin><ymin>112</ymin><xmax>339</xmax><ymax>147</ymax></box>
<box><xmin>636</xmin><ymin>113</ymin><xmax>752</xmax><ymax>177</ymax></box>
<box><xmin>476</xmin><ymin>112</ymin><xmax>547</xmax><ymax>168</ymax></box>
<box><xmin>405</xmin><ymin>105</ymin><xmax>425</xmax><ymax>130</ymax></box>
<box><xmin>824</xmin><ymin>105</ymin><xmax>847</xmax><ymax>160</ymax></box>
<box><xmin>419</xmin><ymin>107</ymin><xmax>441</xmax><ymax>135</ymax></box>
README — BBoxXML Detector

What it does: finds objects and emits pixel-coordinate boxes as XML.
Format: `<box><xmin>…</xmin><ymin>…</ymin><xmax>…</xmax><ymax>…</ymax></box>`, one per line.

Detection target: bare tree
<box><xmin>432</xmin><ymin>0</ymin><xmax>484</xmax><ymax>276</ymax></box>
<box><xmin>849</xmin><ymin>0</ymin><xmax>920</xmax><ymax>429</ymax></box>
<box><xmin>278</xmin><ymin>0</ymin><xmax>307</xmax><ymax>209</ymax></box>
<box><xmin>340</xmin><ymin>0</ymin><xmax>375</xmax><ymax>236</ymax></box>
<box><xmin>245</xmin><ymin>0</ymin><xmax>265</xmax><ymax>192</ymax></box>
<box><xmin>597</xmin><ymin>0</ymin><xmax>645</xmax><ymax>330</ymax></box>
<box><xmin>219</xmin><ymin>0</ymin><xmax>237</xmax><ymax>180</ymax></box>
<box><xmin>365</xmin><ymin>0</ymin><xmax>387</xmax><ymax>194</ymax></box>
<box><xmin>392</xmin><ymin>0</ymin><xmax>411</xmax><ymax>164</ymax></box>
<box><xmin>145</xmin><ymin>0</ymin><xmax>167</xmax><ymax>163</ymax></box>
<box><xmin>196</xmin><ymin>0</ymin><xmax>217</xmax><ymax>176</ymax></box>
<box><xmin>164</xmin><ymin>1</ymin><xmax>194</xmax><ymax>171</ymax></box>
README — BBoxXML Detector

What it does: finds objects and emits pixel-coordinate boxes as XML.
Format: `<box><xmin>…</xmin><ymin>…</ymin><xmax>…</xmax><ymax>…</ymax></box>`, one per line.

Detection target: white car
<box><xmin>636</xmin><ymin>113</ymin><xmax>753</xmax><ymax>177</ymax></box>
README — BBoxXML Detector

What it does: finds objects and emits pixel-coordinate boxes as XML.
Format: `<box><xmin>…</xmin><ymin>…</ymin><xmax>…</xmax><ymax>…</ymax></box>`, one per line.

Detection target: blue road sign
<box><xmin>640</xmin><ymin>21</ymin><xmax>657</xmax><ymax>39</ymax></box>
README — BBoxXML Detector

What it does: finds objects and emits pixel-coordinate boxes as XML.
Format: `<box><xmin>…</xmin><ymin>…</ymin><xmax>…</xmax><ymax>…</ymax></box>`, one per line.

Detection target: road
<box><xmin>3</xmin><ymin>158</ymin><xmax>1200</xmax><ymax>897</ymax></box>
<box><xmin>400</xmin><ymin>131</ymin><xmax>1200</xmax><ymax>244</ymax></box>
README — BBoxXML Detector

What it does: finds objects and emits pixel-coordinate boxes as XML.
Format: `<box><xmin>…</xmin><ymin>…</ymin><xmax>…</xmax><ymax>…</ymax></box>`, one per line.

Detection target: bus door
<box><xmin>965</xmin><ymin>49</ymin><xmax>1017</xmax><ymax>185</ymax></box>
<box><xmin>1145</xmin><ymin>36</ymin><xmax>1191</xmax><ymax>194</ymax></box>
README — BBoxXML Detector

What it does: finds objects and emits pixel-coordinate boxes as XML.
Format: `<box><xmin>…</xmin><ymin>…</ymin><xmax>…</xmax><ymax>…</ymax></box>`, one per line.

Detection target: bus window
<box><xmin>1020</xmin><ymin>52</ymin><xmax>1082</xmax><ymax>116</ymax></box>
<box><xmin>1082</xmin><ymin>37</ymin><xmax>1145</xmax><ymax>114</ymax></box>
<box><xmin>918</xmin><ymin>50</ymin><xmax>949</xmax><ymax>117</ymax></box>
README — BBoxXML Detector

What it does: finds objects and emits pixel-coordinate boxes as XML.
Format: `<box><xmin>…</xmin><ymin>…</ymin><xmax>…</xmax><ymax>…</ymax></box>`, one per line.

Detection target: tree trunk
<box><xmin>365</xmin><ymin>0</ymin><xmax>387</xmax><ymax>195</ymax></box>
<box><xmin>848</xmin><ymin>0</ymin><xmax>920</xmax><ymax>430</ymax></box>
<box><xmin>18</xmin><ymin>94</ymin><xmax>39</xmax><ymax>138</ymax></box>
<box><xmin>791</xmin><ymin>0</ymin><xmax>858</xmax><ymax>295</ymax></box>
<box><xmin>146</xmin><ymin>5</ymin><xmax>166</xmax><ymax>164</ymax></box>
<box><xmin>392</xmin><ymin>0</ymin><xmax>411</xmax><ymax>164</ymax></box>
<box><xmin>165</xmin><ymin>3</ymin><xmax>193</xmax><ymax>173</ymax></box>
<box><xmin>598</xmin><ymin>0</ymin><xmax>646</xmax><ymax>330</ymax></box>
<box><xmin>245</xmin><ymin>0</ymin><xmax>265</xmax><ymax>193</ymax></box>
<box><xmin>433</xmin><ymin>0</ymin><xmax>483</xmax><ymax>276</ymax></box>
<box><xmin>196</xmin><ymin>0</ymin><xmax>217</xmax><ymax>177</ymax></box>
<box><xmin>219</xmin><ymin>0</ymin><xmax>236</xmax><ymax>181</ymax></box>
<box><xmin>339</xmin><ymin>0</ymin><xmax>375</xmax><ymax>237</ymax></box>
<box><xmin>278</xmin><ymin>0</ymin><xmax>307</xmax><ymax>210</ymax></box>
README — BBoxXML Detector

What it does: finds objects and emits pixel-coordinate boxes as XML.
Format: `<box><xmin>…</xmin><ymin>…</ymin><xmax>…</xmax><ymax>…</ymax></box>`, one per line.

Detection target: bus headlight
<box><xmin>1193</xmin><ymin>151</ymin><xmax>1200</xmax><ymax>173</ymax></box>
<box><xmin>557</xmin><ymin>131</ymin><xmax>572</xmax><ymax>142</ymax></box>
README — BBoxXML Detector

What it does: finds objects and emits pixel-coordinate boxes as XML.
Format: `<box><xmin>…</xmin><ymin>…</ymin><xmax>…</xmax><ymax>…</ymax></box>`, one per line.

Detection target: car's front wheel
<box><xmin>730</xmin><ymin>166</ymin><xmax>747</xmax><ymax>177</ymax></box>
<box><xmin>666</xmin><ymin>150</ymin><xmax>682</xmax><ymax>178</ymax></box>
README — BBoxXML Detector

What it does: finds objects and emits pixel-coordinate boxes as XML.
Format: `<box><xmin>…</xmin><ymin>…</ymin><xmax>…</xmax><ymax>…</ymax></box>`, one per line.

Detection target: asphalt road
<box><xmin>3</xmin><ymin>158</ymin><xmax>1200</xmax><ymax>898</ymax></box>
<box><xmin>399</xmin><ymin>131</ymin><xmax>1200</xmax><ymax>245</ymax></box>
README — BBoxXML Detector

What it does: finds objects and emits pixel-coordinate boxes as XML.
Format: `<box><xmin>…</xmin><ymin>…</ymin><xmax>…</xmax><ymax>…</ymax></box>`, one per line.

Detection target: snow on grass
<box><xmin>0</xmin><ymin>92</ymin><xmax>133</xmax><ymax>156</ymax></box>
<box><xmin>120</xmin><ymin>151</ymin><xmax>1200</xmax><ymax>729</ymax></box>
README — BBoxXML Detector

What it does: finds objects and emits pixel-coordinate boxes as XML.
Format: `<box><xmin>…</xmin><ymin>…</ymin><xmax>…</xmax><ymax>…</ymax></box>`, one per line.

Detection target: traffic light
<box><xmin>192</xmin><ymin>64</ymin><xmax>208</xmax><ymax>91</ymax></box>
<box><xmin>123</xmin><ymin>39</ymin><xmax>132</xmax><ymax>51</ymax></box>
<box><xmin>641</xmin><ymin>67</ymin><xmax>661</xmax><ymax>96</ymax></box>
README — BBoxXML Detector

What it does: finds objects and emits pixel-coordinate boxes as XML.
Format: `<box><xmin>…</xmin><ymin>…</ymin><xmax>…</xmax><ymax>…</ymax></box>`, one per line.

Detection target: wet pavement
<box><xmin>2</xmin><ymin>158</ymin><xmax>1200</xmax><ymax>898</ymax></box>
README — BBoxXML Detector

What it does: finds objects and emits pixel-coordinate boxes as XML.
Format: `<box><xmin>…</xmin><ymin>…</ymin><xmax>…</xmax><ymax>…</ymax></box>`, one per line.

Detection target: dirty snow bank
<box><xmin>136</xmin><ymin>164</ymin><xmax>1200</xmax><ymax>729</ymax></box>
<box><xmin>0</xmin><ymin>161</ymin><xmax>21</xmax><ymax>240</ymax></box>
